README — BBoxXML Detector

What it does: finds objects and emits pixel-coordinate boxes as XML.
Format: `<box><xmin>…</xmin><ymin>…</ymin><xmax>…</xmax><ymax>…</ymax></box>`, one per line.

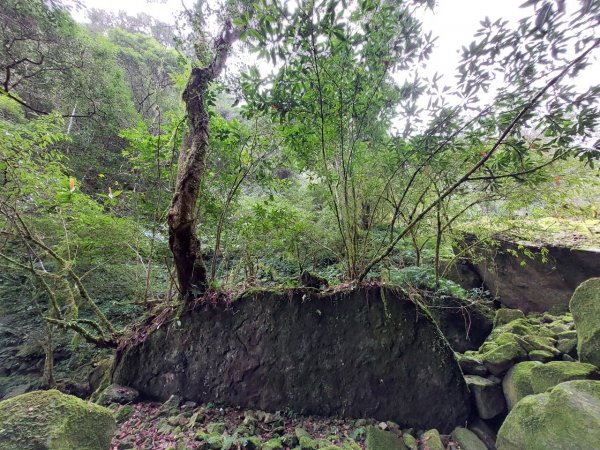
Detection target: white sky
<box><xmin>73</xmin><ymin>0</ymin><xmax>598</xmax><ymax>81</ymax></box>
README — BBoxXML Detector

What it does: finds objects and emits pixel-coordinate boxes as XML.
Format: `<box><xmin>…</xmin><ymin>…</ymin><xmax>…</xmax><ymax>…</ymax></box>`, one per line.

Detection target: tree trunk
<box><xmin>167</xmin><ymin>20</ymin><xmax>241</xmax><ymax>300</ymax></box>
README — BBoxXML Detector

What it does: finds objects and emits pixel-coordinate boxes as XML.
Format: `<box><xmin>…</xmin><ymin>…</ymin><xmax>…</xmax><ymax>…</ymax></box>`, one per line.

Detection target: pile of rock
<box><xmin>454</xmin><ymin>277</ymin><xmax>600</xmax><ymax>449</ymax></box>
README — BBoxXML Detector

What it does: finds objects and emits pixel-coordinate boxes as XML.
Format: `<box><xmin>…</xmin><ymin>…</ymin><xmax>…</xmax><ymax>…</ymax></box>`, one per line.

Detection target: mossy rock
<box><xmin>365</xmin><ymin>426</ymin><xmax>407</xmax><ymax>450</ymax></box>
<box><xmin>455</xmin><ymin>353</ymin><xmax>487</xmax><ymax>376</ymax></box>
<box><xmin>263</xmin><ymin>437</ymin><xmax>283</xmax><ymax>450</ymax></box>
<box><xmin>299</xmin><ymin>435</ymin><xmax>319</xmax><ymax>450</ymax></box>
<box><xmin>402</xmin><ymin>433</ymin><xmax>418</xmax><ymax>450</ymax></box>
<box><xmin>481</xmin><ymin>341</ymin><xmax>526</xmax><ymax>375</ymax></box>
<box><xmin>494</xmin><ymin>309</ymin><xmax>525</xmax><ymax>328</ymax></box>
<box><xmin>0</xmin><ymin>389</ymin><xmax>116</xmax><ymax>450</ymax></box>
<box><xmin>530</xmin><ymin>361</ymin><xmax>599</xmax><ymax>393</ymax></box>
<box><xmin>451</xmin><ymin>427</ymin><xmax>487</xmax><ymax>450</ymax></box>
<box><xmin>528</xmin><ymin>349</ymin><xmax>554</xmax><ymax>363</ymax></box>
<box><xmin>115</xmin><ymin>404</ymin><xmax>135</xmax><ymax>423</ymax></box>
<box><xmin>421</xmin><ymin>429</ymin><xmax>444</xmax><ymax>450</ymax></box>
<box><xmin>497</xmin><ymin>380</ymin><xmax>600</xmax><ymax>450</ymax></box>
<box><xmin>570</xmin><ymin>278</ymin><xmax>600</xmax><ymax>367</ymax></box>
<box><xmin>502</xmin><ymin>361</ymin><xmax>542</xmax><ymax>410</ymax></box>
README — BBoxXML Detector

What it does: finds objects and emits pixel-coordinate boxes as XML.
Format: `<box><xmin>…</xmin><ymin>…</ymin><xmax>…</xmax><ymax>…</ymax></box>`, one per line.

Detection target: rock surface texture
<box><xmin>113</xmin><ymin>286</ymin><xmax>470</xmax><ymax>432</ymax></box>
<box><xmin>0</xmin><ymin>389</ymin><xmax>116</xmax><ymax>450</ymax></box>
<box><xmin>570</xmin><ymin>278</ymin><xmax>600</xmax><ymax>367</ymax></box>
<box><xmin>456</xmin><ymin>235</ymin><xmax>600</xmax><ymax>313</ymax></box>
<box><xmin>496</xmin><ymin>380</ymin><xmax>600</xmax><ymax>450</ymax></box>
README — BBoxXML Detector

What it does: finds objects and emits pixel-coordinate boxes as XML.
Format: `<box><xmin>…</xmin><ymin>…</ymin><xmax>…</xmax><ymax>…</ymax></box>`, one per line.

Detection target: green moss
<box><xmin>570</xmin><ymin>278</ymin><xmax>600</xmax><ymax>367</ymax></box>
<box><xmin>299</xmin><ymin>435</ymin><xmax>319</xmax><ymax>450</ymax></box>
<box><xmin>451</xmin><ymin>427</ymin><xmax>487</xmax><ymax>450</ymax></box>
<box><xmin>365</xmin><ymin>426</ymin><xmax>407</xmax><ymax>450</ymax></box>
<box><xmin>497</xmin><ymin>380</ymin><xmax>600</xmax><ymax>450</ymax></box>
<box><xmin>402</xmin><ymin>433</ymin><xmax>418</xmax><ymax>450</ymax></box>
<box><xmin>0</xmin><ymin>389</ymin><xmax>116</xmax><ymax>450</ymax></box>
<box><xmin>494</xmin><ymin>309</ymin><xmax>525</xmax><ymax>328</ymax></box>
<box><xmin>502</xmin><ymin>361</ymin><xmax>542</xmax><ymax>410</ymax></box>
<box><xmin>528</xmin><ymin>350</ymin><xmax>554</xmax><ymax>363</ymax></box>
<box><xmin>530</xmin><ymin>361</ymin><xmax>599</xmax><ymax>393</ymax></box>
<box><xmin>421</xmin><ymin>429</ymin><xmax>444</xmax><ymax>450</ymax></box>
<box><xmin>481</xmin><ymin>342</ymin><xmax>526</xmax><ymax>375</ymax></box>
<box><xmin>263</xmin><ymin>437</ymin><xmax>284</xmax><ymax>450</ymax></box>
<box><xmin>115</xmin><ymin>404</ymin><xmax>135</xmax><ymax>423</ymax></box>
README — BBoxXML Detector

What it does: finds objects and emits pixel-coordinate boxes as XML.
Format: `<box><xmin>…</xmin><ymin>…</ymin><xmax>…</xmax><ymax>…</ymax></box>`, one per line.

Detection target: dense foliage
<box><xmin>0</xmin><ymin>0</ymin><xmax>599</xmax><ymax>387</ymax></box>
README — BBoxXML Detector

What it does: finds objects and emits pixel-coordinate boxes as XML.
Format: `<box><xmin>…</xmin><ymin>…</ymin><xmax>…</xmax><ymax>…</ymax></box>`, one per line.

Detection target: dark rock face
<box><xmin>424</xmin><ymin>295</ymin><xmax>494</xmax><ymax>352</ymax></box>
<box><xmin>454</xmin><ymin>235</ymin><xmax>600</xmax><ymax>313</ymax></box>
<box><xmin>113</xmin><ymin>287</ymin><xmax>470</xmax><ymax>432</ymax></box>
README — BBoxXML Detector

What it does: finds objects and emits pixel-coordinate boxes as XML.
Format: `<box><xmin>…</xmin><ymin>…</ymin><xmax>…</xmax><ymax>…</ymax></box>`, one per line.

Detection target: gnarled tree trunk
<box><xmin>167</xmin><ymin>20</ymin><xmax>241</xmax><ymax>300</ymax></box>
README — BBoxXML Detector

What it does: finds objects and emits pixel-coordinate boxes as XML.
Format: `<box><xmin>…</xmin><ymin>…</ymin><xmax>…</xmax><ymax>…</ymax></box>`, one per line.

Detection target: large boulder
<box><xmin>114</xmin><ymin>286</ymin><xmax>470</xmax><ymax>432</ymax></box>
<box><xmin>497</xmin><ymin>380</ymin><xmax>600</xmax><ymax>450</ymax></box>
<box><xmin>0</xmin><ymin>389</ymin><xmax>116</xmax><ymax>450</ymax></box>
<box><xmin>570</xmin><ymin>278</ymin><xmax>600</xmax><ymax>367</ymax></box>
<box><xmin>457</xmin><ymin>235</ymin><xmax>600</xmax><ymax>313</ymax></box>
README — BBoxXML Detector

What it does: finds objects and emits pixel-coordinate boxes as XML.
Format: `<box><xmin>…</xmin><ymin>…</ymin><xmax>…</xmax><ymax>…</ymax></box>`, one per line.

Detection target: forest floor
<box><xmin>112</xmin><ymin>400</ymin><xmax>380</xmax><ymax>450</ymax></box>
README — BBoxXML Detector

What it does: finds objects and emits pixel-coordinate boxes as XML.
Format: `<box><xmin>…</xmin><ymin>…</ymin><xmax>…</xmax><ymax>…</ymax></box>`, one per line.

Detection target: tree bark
<box><xmin>167</xmin><ymin>20</ymin><xmax>241</xmax><ymax>300</ymax></box>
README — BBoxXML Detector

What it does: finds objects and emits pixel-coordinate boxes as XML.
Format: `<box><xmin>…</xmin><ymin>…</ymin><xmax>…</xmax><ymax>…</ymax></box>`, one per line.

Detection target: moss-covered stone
<box><xmin>421</xmin><ymin>429</ymin><xmax>443</xmax><ymax>450</ymax></box>
<box><xmin>451</xmin><ymin>427</ymin><xmax>487</xmax><ymax>450</ymax></box>
<box><xmin>0</xmin><ymin>389</ymin><xmax>116</xmax><ymax>450</ymax></box>
<box><xmin>464</xmin><ymin>375</ymin><xmax>506</xmax><ymax>419</ymax></box>
<box><xmin>528</xmin><ymin>349</ymin><xmax>554</xmax><ymax>363</ymax></box>
<box><xmin>115</xmin><ymin>404</ymin><xmax>135</xmax><ymax>423</ymax></box>
<box><xmin>455</xmin><ymin>353</ymin><xmax>487</xmax><ymax>376</ymax></box>
<box><xmin>402</xmin><ymin>432</ymin><xmax>417</xmax><ymax>450</ymax></box>
<box><xmin>481</xmin><ymin>341</ymin><xmax>526</xmax><ymax>375</ymax></box>
<box><xmin>519</xmin><ymin>335</ymin><xmax>559</xmax><ymax>355</ymax></box>
<box><xmin>530</xmin><ymin>361</ymin><xmax>599</xmax><ymax>393</ymax></box>
<box><xmin>299</xmin><ymin>435</ymin><xmax>319</xmax><ymax>450</ymax></box>
<box><xmin>365</xmin><ymin>426</ymin><xmax>407</xmax><ymax>450</ymax></box>
<box><xmin>570</xmin><ymin>278</ymin><xmax>600</xmax><ymax>367</ymax></box>
<box><xmin>494</xmin><ymin>309</ymin><xmax>525</xmax><ymax>328</ymax></box>
<box><xmin>195</xmin><ymin>432</ymin><xmax>223</xmax><ymax>450</ymax></box>
<box><xmin>263</xmin><ymin>437</ymin><xmax>283</xmax><ymax>450</ymax></box>
<box><xmin>556</xmin><ymin>337</ymin><xmax>577</xmax><ymax>355</ymax></box>
<box><xmin>497</xmin><ymin>380</ymin><xmax>600</xmax><ymax>450</ymax></box>
<box><xmin>502</xmin><ymin>361</ymin><xmax>542</xmax><ymax>410</ymax></box>
<box><xmin>206</xmin><ymin>421</ymin><xmax>227</xmax><ymax>434</ymax></box>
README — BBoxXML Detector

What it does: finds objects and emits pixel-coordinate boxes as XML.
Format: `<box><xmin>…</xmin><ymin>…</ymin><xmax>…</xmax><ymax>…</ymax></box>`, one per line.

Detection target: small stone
<box><xmin>98</xmin><ymin>384</ymin><xmax>139</xmax><ymax>406</ymax></box>
<box><xmin>263</xmin><ymin>438</ymin><xmax>283</xmax><ymax>450</ymax></box>
<box><xmin>421</xmin><ymin>429</ymin><xmax>444</xmax><ymax>450</ymax></box>
<box><xmin>451</xmin><ymin>427</ymin><xmax>487</xmax><ymax>450</ymax></box>
<box><xmin>365</xmin><ymin>426</ymin><xmax>408</xmax><ymax>450</ymax></box>
<box><xmin>206</xmin><ymin>422</ymin><xmax>227</xmax><ymax>434</ymax></box>
<box><xmin>455</xmin><ymin>353</ymin><xmax>488</xmax><ymax>376</ymax></box>
<box><xmin>528</xmin><ymin>349</ymin><xmax>554</xmax><ymax>363</ymax></box>
<box><xmin>402</xmin><ymin>432</ymin><xmax>418</xmax><ymax>450</ymax></box>
<box><xmin>557</xmin><ymin>338</ymin><xmax>577</xmax><ymax>355</ymax></box>
<box><xmin>378</xmin><ymin>421</ymin><xmax>388</xmax><ymax>430</ymax></box>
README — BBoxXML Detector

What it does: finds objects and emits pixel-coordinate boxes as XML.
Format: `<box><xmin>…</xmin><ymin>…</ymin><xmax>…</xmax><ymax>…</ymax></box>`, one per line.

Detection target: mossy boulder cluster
<box><xmin>0</xmin><ymin>389</ymin><xmax>115</xmax><ymax>450</ymax></box>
